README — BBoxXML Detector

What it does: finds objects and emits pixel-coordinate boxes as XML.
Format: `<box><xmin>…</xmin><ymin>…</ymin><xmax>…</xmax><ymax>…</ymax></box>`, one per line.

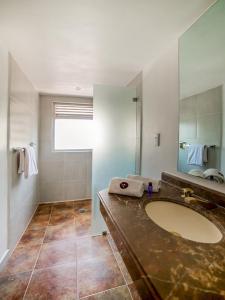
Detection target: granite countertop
<box><xmin>98</xmin><ymin>181</ymin><xmax>225</xmax><ymax>299</ymax></box>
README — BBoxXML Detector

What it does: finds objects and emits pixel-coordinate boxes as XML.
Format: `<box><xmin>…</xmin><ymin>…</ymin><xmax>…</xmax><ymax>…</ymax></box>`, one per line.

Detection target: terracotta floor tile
<box><xmin>35</xmin><ymin>204</ymin><xmax>52</xmax><ymax>216</ymax></box>
<box><xmin>18</xmin><ymin>228</ymin><xmax>46</xmax><ymax>247</ymax></box>
<box><xmin>44</xmin><ymin>223</ymin><xmax>76</xmax><ymax>243</ymax></box>
<box><xmin>54</xmin><ymin>201</ymin><xmax>75</xmax><ymax>207</ymax></box>
<box><xmin>74</xmin><ymin>199</ymin><xmax>91</xmax><ymax>206</ymax></box>
<box><xmin>81</xmin><ymin>285</ymin><xmax>132</xmax><ymax>300</ymax></box>
<box><xmin>77</xmin><ymin>236</ymin><xmax>112</xmax><ymax>261</ymax></box>
<box><xmin>0</xmin><ymin>245</ymin><xmax>40</xmax><ymax>277</ymax></box>
<box><xmin>74</xmin><ymin>200</ymin><xmax>91</xmax><ymax>215</ymax></box>
<box><xmin>75</xmin><ymin>211</ymin><xmax>92</xmax><ymax>237</ymax></box>
<box><xmin>76</xmin><ymin>211</ymin><xmax>92</xmax><ymax>222</ymax></box>
<box><xmin>0</xmin><ymin>271</ymin><xmax>31</xmax><ymax>300</ymax></box>
<box><xmin>38</xmin><ymin>203</ymin><xmax>52</xmax><ymax>208</ymax></box>
<box><xmin>0</xmin><ymin>200</ymin><xmax>134</xmax><ymax>300</ymax></box>
<box><xmin>28</xmin><ymin>214</ymin><xmax>50</xmax><ymax>229</ymax></box>
<box><xmin>53</xmin><ymin>201</ymin><xmax>75</xmax><ymax>211</ymax></box>
<box><xmin>49</xmin><ymin>211</ymin><xmax>75</xmax><ymax>226</ymax></box>
<box><xmin>78</xmin><ymin>255</ymin><xmax>125</xmax><ymax>298</ymax></box>
<box><xmin>36</xmin><ymin>239</ymin><xmax>76</xmax><ymax>269</ymax></box>
<box><xmin>51</xmin><ymin>207</ymin><xmax>75</xmax><ymax>215</ymax></box>
<box><xmin>75</xmin><ymin>219</ymin><xmax>92</xmax><ymax>237</ymax></box>
<box><xmin>24</xmin><ymin>264</ymin><xmax>77</xmax><ymax>300</ymax></box>
<box><xmin>51</xmin><ymin>201</ymin><xmax>75</xmax><ymax>216</ymax></box>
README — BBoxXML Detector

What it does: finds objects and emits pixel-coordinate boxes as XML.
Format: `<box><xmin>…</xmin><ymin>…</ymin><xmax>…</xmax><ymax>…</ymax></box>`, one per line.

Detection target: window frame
<box><xmin>52</xmin><ymin>101</ymin><xmax>93</xmax><ymax>153</ymax></box>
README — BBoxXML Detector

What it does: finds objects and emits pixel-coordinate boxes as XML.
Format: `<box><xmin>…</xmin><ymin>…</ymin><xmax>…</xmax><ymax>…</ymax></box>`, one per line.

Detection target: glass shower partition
<box><xmin>92</xmin><ymin>84</ymin><xmax>138</xmax><ymax>234</ymax></box>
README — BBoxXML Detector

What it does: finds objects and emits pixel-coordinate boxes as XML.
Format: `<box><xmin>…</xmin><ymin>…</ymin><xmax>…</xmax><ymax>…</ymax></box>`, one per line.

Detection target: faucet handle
<box><xmin>181</xmin><ymin>188</ymin><xmax>194</xmax><ymax>198</ymax></box>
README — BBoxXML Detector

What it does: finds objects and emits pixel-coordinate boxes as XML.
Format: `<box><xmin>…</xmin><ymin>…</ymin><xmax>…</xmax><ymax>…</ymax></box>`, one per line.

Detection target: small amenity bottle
<box><xmin>147</xmin><ymin>182</ymin><xmax>153</xmax><ymax>197</ymax></box>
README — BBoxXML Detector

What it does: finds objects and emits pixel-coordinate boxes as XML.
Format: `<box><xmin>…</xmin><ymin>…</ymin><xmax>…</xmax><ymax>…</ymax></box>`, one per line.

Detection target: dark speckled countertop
<box><xmin>99</xmin><ymin>180</ymin><xmax>225</xmax><ymax>299</ymax></box>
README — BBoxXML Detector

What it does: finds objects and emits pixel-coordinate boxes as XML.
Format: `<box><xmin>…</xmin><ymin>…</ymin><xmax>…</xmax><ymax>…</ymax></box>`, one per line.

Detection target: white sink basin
<box><xmin>145</xmin><ymin>201</ymin><xmax>222</xmax><ymax>244</ymax></box>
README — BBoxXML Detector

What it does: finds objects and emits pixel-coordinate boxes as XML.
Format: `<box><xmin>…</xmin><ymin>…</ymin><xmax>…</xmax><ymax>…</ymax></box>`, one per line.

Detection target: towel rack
<box><xmin>12</xmin><ymin>142</ymin><xmax>36</xmax><ymax>152</ymax></box>
<box><xmin>179</xmin><ymin>142</ymin><xmax>216</xmax><ymax>150</ymax></box>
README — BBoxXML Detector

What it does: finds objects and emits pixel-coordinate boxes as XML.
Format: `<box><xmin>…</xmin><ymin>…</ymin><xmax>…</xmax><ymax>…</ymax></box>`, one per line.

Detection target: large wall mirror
<box><xmin>178</xmin><ymin>0</ymin><xmax>225</xmax><ymax>183</ymax></box>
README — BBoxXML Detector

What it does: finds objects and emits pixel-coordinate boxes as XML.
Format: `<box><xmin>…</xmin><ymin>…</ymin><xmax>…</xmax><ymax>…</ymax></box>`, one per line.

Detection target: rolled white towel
<box><xmin>108</xmin><ymin>177</ymin><xmax>145</xmax><ymax>198</ymax></box>
<box><xmin>127</xmin><ymin>175</ymin><xmax>160</xmax><ymax>192</ymax></box>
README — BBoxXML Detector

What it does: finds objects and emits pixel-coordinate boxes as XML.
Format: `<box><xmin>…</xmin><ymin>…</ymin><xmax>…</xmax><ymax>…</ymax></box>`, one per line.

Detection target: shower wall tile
<box><xmin>180</xmin><ymin>95</ymin><xmax>197</xmax><ymax>120</ymax></box>
<box><xmin>196</xmin><ymin>86</ymin><xmax>222</xmax><ymax>116</ymax></box>
<box><xmin>179</xmin><ymin>118</ymin><xmax>197</xmax><ymax>140</ymax></box>
<box><xmin>40</xmin><ymin>161</ymin><xmax>64</xmax><ymax>183</ymax></box>
<box><xmin>63</xmin><ymin>161</ymin><xmax>86</xmax><ymax>181</ymax></box>
<box><xmin>86</xmin><ymin>152</ymin><xmax>93</xmax><ymax>197</ymax></box>
<box><xmin>39</xmin><ymin>141</ymin><xmax>64</xmax><ymax>162</ymax></box>
<box><xmin>180</xmin><ymin>86</ymin><xmax>222</xmax><ymax>146</ymax></box>
<box><xmin>197</xmin><ymin>114</ymin><xmax>222</xmax><ymax>145</ymax></box>
<box><xmin>64</xmin><ymin>151</ymin><xmax>88</xmax><ymax>162</ymax></box>
<box><xmin>40</xmin><ymin>181</ymin><xmax>64</xmax><ymax>203</ymax></box>
<box><xmin>63</xmin><ymin>181</ymin><xmax>86</xmax><ymax>201</ymax></box>
<box><xmin>39</xmin><ymin>95</ymin><xmax>92</xmax><ymax>203</ymax></box>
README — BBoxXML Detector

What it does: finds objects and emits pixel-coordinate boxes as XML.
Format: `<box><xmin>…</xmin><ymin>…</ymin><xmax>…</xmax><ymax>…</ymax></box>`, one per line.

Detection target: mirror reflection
<box><xmin>178</xmin><ymin>0</ymin><xmax>225</xmax><ymax>183</ymax></box>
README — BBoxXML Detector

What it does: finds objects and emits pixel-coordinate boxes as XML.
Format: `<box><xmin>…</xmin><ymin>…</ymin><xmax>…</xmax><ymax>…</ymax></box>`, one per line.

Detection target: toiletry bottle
<box><xmin>148</xmin><ymin>182</ymin><xmax>153</xmax><ymax>197</ymax></box>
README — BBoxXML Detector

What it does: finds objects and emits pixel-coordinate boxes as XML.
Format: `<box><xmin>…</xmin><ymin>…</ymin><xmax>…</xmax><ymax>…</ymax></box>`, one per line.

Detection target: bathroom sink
<box><xmin>145</xmin><ymin>201</ymin><xmax>222</xmax><ymax>243</ymax></box>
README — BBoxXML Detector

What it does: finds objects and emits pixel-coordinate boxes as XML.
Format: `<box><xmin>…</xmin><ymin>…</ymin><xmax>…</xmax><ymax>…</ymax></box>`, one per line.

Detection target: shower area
<box><xmin>92</xmin><ymin>82</ymin><xmax>142</xmax><ymax>234</ymax></box>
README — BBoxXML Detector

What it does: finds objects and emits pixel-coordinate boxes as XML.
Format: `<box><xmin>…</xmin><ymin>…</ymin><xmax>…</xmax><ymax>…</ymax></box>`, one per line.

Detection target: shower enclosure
<box><xmin>92</xmin><ymin>84</ymin><xmax>140</xmax><ymax>234</ymax></box>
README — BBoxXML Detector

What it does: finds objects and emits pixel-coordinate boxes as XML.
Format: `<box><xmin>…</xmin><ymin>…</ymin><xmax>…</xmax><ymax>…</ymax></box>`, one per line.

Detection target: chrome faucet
<box><xmin>181</xmin><ymin>187</ymin><xmax>208</xmax><ymax>204</ymax></box>
<box><xmin>181</xmin><ymin>188</ymin><xmax>194</xmax><ymax>198</ymax></box>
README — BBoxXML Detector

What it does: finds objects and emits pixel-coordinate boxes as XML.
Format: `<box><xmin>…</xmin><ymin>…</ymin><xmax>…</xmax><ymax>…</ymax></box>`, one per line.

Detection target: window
<box><xmin>54</xmin><ymin>101</ymin><xmax>93</xmax><ymax>151</ymax></box>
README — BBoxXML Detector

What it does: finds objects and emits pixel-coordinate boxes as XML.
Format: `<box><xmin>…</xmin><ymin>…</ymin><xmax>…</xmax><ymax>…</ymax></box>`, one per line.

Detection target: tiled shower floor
<box><xmin>0</xmin><ymin>200</ymin><xmax>140</xmax><ymax>299</ymax></box>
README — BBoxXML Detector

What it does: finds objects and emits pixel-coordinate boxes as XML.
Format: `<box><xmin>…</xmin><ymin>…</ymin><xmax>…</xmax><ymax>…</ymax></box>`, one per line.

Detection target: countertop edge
<box><xmin>98</xmin><ymin>190</ymin><xmax>162</xmax><ymax>300</ymax></box>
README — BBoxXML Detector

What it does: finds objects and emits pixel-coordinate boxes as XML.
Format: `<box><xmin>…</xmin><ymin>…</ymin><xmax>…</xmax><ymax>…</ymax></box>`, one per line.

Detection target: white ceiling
<box><xmin>0</xmin><ymin>0</ymin><xmax>215</xmax><ymax>96</ymax></box>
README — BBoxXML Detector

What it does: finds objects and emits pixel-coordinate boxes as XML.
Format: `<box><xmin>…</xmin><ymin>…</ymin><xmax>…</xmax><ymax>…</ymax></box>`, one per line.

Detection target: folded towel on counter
<box><xmin>188</xmin><ymin>169</ymin><xmax>204</xmax><ymax>178</ymax></box>
<box><xmin>24</xmin><ymin>146</ymin><xmax>38</xmax><ymax>178</ymax></box>
<box><xmin>108</xmin><ymin>177</ymin><xmax>145</xmax><ymax>198</ymax></box>
<box><xmin>18</xmin><ymin>149</ymin><xmax>25</xmax><ymax>174</ymax></box>
<box><xmin>127</xmin><ymin>175</ymin><xmax>160</xmax><ymax>192</ymax></box>
<box><xmin>187</xmin><ymin>144</ymin><xmax>207</xmax><ymax>166</ymax></box>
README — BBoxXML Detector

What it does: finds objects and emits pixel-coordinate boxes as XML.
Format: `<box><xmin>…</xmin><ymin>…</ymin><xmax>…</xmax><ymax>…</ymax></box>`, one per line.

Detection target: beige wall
<box><xmin>39</xmin><ymin>95</ymin><xmax>92</xmax><ymax>203</ymax></box>
<box><xmin>8</xmin><ymin>55</ymin><xmax>39</xmax><ymax>249</ymax></box>
<box><xmin>141</xmin><ymin>42</ymin><xmax>179</xmax><ymax>178</ymax></box>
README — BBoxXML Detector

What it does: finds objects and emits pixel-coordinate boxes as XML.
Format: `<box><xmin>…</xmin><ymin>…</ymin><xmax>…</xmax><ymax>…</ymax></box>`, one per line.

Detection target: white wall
<box><xmin>8</xmin><ymin>55</ymin><xmax>39</xmax><ymax>249</ymax></box>
<box><xmin>0</xmin><ymin>45</ymin><xmax>9</xmax><ymax>265</ymax></box>
<box><xmin>39</xmin><ymin>95</ymin><xmax>92</xmax><ymax>203</ymax></box>
<box><xmin>141</xmin><ymin>42</ymin><xmax>179</xmax><ymax>178</ymax></box>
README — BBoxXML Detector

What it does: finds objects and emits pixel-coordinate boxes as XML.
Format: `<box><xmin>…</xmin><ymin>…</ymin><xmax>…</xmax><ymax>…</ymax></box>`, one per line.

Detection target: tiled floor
<box><xmin>0</xmin><ymin>200</ymin><xmax>140</xmax><ymax>299</ymax></box>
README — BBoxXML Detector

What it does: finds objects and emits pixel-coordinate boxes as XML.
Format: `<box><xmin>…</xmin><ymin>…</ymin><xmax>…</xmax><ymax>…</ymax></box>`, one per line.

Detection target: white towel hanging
<box><xmin>187</xmin><ymin>144</ymin><xmax>207</xmax><ymax>166</ymax></box>
<box><xmin>24</xmin><ymin>146</ymin><xmax>38</xmax><ymax>178</ymax></box>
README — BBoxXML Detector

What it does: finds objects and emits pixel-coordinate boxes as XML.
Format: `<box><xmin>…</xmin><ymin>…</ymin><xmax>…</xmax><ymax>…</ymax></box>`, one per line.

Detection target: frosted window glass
<box><xmin>54</xmin><ymin>119</ymin><xmax>94</xmax><ymax>150</ymax></box>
